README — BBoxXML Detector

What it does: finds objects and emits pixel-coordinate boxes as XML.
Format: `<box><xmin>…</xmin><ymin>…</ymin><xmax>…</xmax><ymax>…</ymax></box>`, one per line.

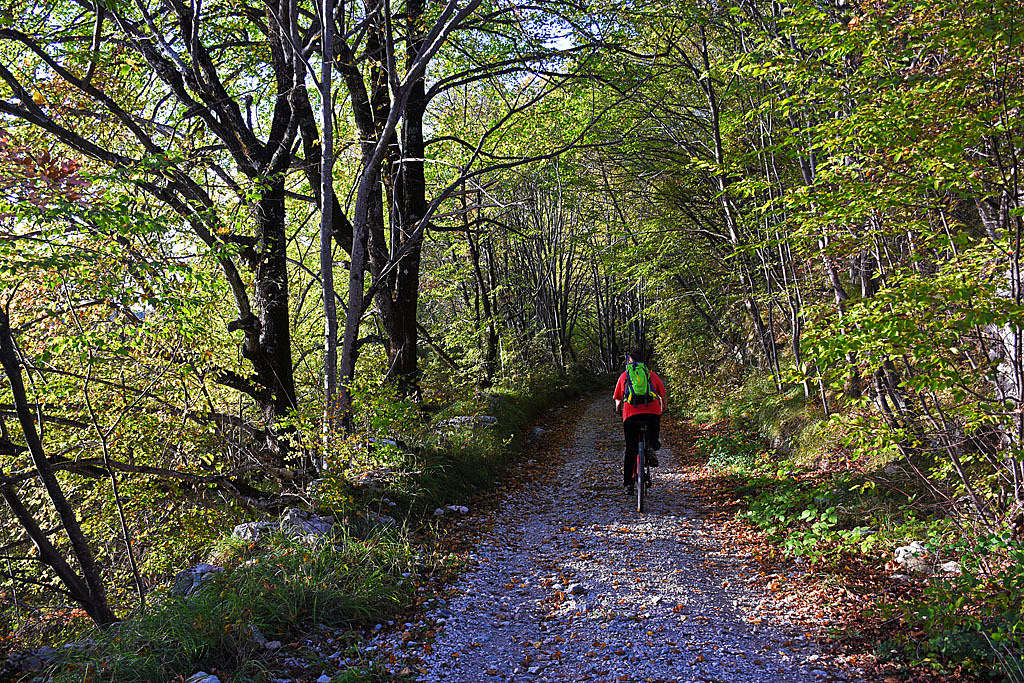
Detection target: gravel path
<box><xmin>381</xmin><ymin>397</ymin><xmax>848</xmax><ymax>682</ymax></box>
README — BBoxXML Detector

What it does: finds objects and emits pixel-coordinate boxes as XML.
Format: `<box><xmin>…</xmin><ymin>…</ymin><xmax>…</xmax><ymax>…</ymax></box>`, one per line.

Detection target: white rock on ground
<box><xmin>248</xmin><ymin>625</ymin><xmax>268</xmax><ymax>646</ymax></box>
<box><xmin>184</xmin><ymin>673</ymin><xmax>220</xmax><ymax>683</ymax></box>
<box><xmin>939</xmin><ymin>560</ymin><xmax>962</xmax><ymax>575</ymax></box>
<box><xmin>364</xmin><ymin>510</ymin><xmax>397</xmax><ymax>529</ymax></box>
<box><xmin>894</xmin><ymin>541</ymin><xmax>931</xmax><ymax>574</ymax></box>
<box><xmin>232</xmin><ymin>508</ymin><xmax>335</xmax><ymax>544</ymax></box>
<box><xmin>171</xmin><ymin>563</ymin><xmax>223</xmax><ymax>596</ymax></box>
<box><xmin>279</xmin><ymin>508</ymin><xmax>335</xmax><ymax>542</ymax></box>
<box><xmin>435</xmin><ymin>505</ymin><xmax>469</xmax><ymax>516</ymax></box>
<box><xmin>437</xmin><ymin>415</ymin><xmax>499</xmax><ymax>429</ymax></box>
<box><xmin>3</xmin><ymin>646</ymin><xmax>59</xmax><ymax>673</ymax></box>
<box><xmin>232</xmin><ymin>520</ymin><xmax>277</xmax><ymax>542</ymax></box>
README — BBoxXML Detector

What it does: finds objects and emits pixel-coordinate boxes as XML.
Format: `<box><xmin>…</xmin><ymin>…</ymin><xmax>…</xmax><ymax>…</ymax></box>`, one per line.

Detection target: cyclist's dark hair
<box><xmin>625</xmin><ymin>349</ymin><xmax>645</xmax><ymax>363</ymax></box>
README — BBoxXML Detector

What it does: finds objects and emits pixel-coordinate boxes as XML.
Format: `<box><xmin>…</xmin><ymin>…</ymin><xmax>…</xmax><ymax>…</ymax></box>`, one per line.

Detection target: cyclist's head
<box><xmin>626</xmin><ymin>349</ymin><xmax>645</xmax><ymax>364</ymax></box>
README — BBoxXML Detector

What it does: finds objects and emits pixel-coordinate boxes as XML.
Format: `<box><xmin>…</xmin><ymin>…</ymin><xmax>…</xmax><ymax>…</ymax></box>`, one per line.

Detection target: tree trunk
<box><xmin>320</xmin><ymin>0</ymin><xmax>338</xmax><ymax>439</ymax></box>
<box><xmin>388</xmin><ymin>0</ymin><xmax>428</xmax><ymax>397</ymax></box>
<box><xmin>0</xmin><ymin>311</ymin><xmax>116</xmax><ymax>625</ymax></box>
<box><xmin>251</xmin><ymin>179</ymin><xmax>298</xmax><ymax>454</ymax></box>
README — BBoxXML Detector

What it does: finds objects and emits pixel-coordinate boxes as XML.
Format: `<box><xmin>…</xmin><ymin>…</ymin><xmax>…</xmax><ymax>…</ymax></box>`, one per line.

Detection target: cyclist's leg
<box><xmin>649</xmin><ymin>413</ymin><xmax>662</xmax><ymax>452</ymax></box>
<box><xmin>623</xmin><ymin>416</ymin><xmax>640</xmax><ymax>487</ymax></box>
<box><xmin>640</xmin><ymin>414</ymin><xmax>660</xmax><ymax>467</ymax></box>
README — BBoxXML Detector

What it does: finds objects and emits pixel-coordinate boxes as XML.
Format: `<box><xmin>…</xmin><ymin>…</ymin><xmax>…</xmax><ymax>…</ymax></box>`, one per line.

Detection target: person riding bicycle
<box><xmin>613</xmin><ymin>350</ymin><xmax>666</xmax><ymax>495</ymax></box>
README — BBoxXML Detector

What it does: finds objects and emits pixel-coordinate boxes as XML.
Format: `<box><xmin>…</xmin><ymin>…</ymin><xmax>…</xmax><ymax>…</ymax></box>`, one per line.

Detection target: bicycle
<box><xmin>635</xmin><ymin>423</ymin><xmax>652</xmax><ymax>513</ymax></box>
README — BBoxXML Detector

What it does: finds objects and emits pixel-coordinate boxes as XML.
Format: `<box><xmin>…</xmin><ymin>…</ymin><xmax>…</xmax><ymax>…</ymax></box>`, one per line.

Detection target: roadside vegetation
<box><xmin>6</xmin><ymin>370</ymin><xmax>598</xmax><ymax>680</ymax></box>
<box><xmin>54</xmin><ymin>531</ymin><xmax>417</xmax><ymax>680</ymax></box>
<box><xmin>687</xmin><ymin>373</ymin><xmax>1024</xmax><ymax>679</ymax></box>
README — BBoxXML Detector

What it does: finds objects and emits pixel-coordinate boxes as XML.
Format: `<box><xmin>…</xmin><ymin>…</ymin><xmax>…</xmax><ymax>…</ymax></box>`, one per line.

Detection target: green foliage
<box><xmin>26</xmin><ymin>366</ymin><xmax>594</xmax><ymax>679</ymax></box>
<box><xmin>3</xmin><ymin>0</ymin><xmax>1023</xmax><ymax>676</ymax></box>
<box><xmin>698</xmin><ymin>431</ymin><xmax>765</xmax><ymax>475</ymax></box>
<box><xmin>698</xmin><ymin>373</ymin><xmax>1024</xmax><ymax>676</ymax></box>
<box><xmin>734</xmin><ymin>467</ymin><xmax>943</xmax><ymax>562</ymax></box>
<box><xmin>697</xmin><ymin>375</ymin><xmax>957</xmax><ymax>564</ymax></box>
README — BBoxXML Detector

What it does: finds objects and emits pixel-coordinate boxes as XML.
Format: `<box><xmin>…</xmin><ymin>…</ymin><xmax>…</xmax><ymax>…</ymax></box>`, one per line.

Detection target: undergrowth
<box><xmin>30</xmin><ymin>369</ymin><xmax>600</xmax><ymax>681</ymax></box>
<box><xmin>882</xmin><ymin>535</ymin><xmax>1024</xmax><ymax>679</ymax></box>
<box><xmin>695</xmin><ymin>372</ymin><xmax>1024</xmax><ymax>679</ymax></box>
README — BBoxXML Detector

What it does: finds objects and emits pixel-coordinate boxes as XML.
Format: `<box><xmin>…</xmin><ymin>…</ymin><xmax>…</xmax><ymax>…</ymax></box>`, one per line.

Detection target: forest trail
<box><xmin>379</xmin><ymin>397</ymin><xmax>850</xmax><ymax>682</ymax></box>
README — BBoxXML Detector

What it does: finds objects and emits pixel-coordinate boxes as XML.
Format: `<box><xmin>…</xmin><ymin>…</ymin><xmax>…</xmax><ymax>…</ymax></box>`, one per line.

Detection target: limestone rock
<box><xmin>437</xmin><ymin>415</ymin><xmax>498</xmax><ymax>430</ymax></box>
<box><xmin>279</xmin><ymin>508</ymin><xmax>335</xmax><ymax>543</ymax></box>
<box><xmin>249</xmin><ymin>625</ymin><xmax>268</xmax><ymax>646</ymax></box>
<box><xmin>939</xmin><ymin>560</ymin><xmax>962</xmax><ymax>575</ymax></box>
<box><xmin>364</xmin><ymin>510</ymin><xmax>397</xmax><ymax>529</ymax></box>
<box><xmin>185</xmin><ymin>673</ymin><xmax>221</xmax><ymax>683</ymax></box>
<box><xmin>233</xmin><ymin>508</ymin><xmax>335</xmax><ymax>545</ymax></box>
<box><xmin>434</xmin><ymin>504</ymin><xmax>469</xmax><ymax>517</ymax></box>
<box><xmin>232</xmin><ymin>520</ymin><xmax>276</xmax><ymax>543</ymax></box>
<box><xmin>172</xmin><ymin>563</ymin><xmax>223</xmax><ymax>596</ymax></box>
<box><xmin>4</xmin><ymin>645</ymin><xmax>59</xmax><ymax>673</ymax></box>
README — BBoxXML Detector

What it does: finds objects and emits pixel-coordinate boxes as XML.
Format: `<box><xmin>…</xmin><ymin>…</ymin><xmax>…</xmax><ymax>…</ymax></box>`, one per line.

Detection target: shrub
<box><xmin>883</xmin><ymin>536</ymin><xmax>1024</xmax><ymax>679</ymax></box>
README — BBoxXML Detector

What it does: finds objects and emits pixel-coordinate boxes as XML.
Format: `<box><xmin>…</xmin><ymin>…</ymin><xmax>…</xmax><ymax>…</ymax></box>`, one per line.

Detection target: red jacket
<box><xmin>613</xmin><ymin>369</ymin><xmax>666</xmax><ymax>421</ymax></box>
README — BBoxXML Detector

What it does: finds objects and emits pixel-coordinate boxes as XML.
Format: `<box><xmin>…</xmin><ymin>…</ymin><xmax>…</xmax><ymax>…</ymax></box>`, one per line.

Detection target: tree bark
<box><xmin>251</xmin><ymin>180</ymin><xmax>298</xmax><ymax>456</ymax></box>
<box><xmin>388</xmin><ymin>0</ymin><xmax>429</xmax><ymax>397</ymax></box>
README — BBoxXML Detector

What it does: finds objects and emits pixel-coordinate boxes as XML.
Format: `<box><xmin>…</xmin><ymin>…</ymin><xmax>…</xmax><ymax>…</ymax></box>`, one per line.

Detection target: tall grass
<box><xmin>413</xmin><ymin>371</ymin><xmax>605</xmax><ymax>510</ymax></box>
<box><xmin>52</xmin><ymin>529</ymin><xmax>415</xmax><ymax>681</ymax></box>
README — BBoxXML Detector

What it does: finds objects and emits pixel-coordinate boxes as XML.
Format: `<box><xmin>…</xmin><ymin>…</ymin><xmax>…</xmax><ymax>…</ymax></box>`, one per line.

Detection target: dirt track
<box><xmin>377</xmin><ymin>397</ymin><xmax>854</xmax><ymax>682</ymax></box>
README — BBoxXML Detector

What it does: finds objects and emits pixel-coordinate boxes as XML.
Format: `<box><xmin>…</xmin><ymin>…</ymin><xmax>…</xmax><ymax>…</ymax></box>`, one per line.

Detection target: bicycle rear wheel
<box><xmin>636</xmin><ymin>441</ymin><xmax>646</xmax><ymax>513</ymax></box>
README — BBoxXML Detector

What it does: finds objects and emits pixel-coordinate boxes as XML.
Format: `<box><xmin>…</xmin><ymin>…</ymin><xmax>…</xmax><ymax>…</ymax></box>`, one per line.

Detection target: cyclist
<box><xmin>613</xmin><ymin>350</ymin><xmax>666</xmax><ymax>495</ymax></box>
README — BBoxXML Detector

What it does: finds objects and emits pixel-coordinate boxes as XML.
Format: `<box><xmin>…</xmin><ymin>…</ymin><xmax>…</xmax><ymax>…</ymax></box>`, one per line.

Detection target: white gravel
<box><xmin>377</xmin><ymin>398</ymin><xmax>855</xmax><ymax>682</ymax></box>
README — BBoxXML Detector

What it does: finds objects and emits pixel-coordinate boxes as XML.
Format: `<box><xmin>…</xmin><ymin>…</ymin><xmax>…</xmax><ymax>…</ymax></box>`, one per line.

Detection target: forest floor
<box><xmin>366</xmin><ymin>396</ymin><xmax>866</xmax><ymax>682</ymax></box>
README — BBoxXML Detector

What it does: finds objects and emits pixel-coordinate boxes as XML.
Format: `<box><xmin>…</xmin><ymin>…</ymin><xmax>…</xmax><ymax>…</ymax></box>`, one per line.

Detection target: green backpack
<box><xmin>625</xmin><ymin>362</ymin><xmax>653</xmax><ymax>406</ymax></box>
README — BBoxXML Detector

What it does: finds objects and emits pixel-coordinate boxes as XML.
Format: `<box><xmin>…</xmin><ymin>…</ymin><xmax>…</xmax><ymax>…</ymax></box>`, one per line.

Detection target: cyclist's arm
<box><xmin>652</xmin><ymin>372</ymin><xmax>667</xmax><ymax>410</ymax></box>
<box><xmin>613</xmin><ymin>375</ymin><xmax>625</xmax><ymax>413</ymax></box>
